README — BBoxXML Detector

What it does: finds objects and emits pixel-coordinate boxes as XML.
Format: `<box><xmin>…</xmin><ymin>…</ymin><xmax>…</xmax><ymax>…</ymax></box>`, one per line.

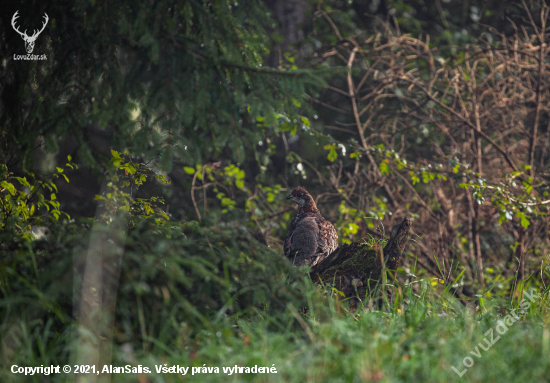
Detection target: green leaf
<box><xmin>1</xmin><ymin>181</ymin><xmax>17</xmax><ymax>195</ymax></box>
<box><xmin>380</xmin><ymin>161</ymin><xmax>390</xmax><ymax>175</ymax></box>
<box><xmin>13</xmin><ymin>177</ymin><xmax>31</xmax><ymax>187</ymax></box>
<box><xmin>327</xmin><ymin>148</ymin><xmax>337</xmax><ymax>162</ymax></box>
<box><xmin>120</xmin><ymin>163</ymin><xmax>137</xmax><ymax>174</ymax></box>
<box><xmin>325</xmin><ymin>144</ymin><xmax>337</xmax><ymax>162</ymax></box>
<box><xmin>184</xmin><ymin>167</ymin><xmax>195</xmax><ymax>174</ymax></box>
<box><xmin>281</xmin><ymin>122</ymin><xmax>297</xmax><ymax>134</ymax></box>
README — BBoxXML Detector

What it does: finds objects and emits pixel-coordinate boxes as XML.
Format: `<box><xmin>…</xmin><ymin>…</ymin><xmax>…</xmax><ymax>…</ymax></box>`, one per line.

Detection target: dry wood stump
<box><xmin>309</xmin><ymin>217</ymin><xmax>411</xmax><ymax>299</ymax></box>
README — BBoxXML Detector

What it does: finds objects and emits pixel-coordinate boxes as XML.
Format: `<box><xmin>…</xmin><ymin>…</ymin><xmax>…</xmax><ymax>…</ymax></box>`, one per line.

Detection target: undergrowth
<box><xmin>2</xmin><ymin>217</ymin><xmax>549</xmax><ymax>382</ymax></box>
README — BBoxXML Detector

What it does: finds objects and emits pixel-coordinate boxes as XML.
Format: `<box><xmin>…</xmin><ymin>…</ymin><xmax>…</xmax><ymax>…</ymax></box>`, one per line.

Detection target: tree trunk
<box><xmin>309</xmin><ymin>217</ymin><xmax>411</xmax><ymax>299</ymax></box>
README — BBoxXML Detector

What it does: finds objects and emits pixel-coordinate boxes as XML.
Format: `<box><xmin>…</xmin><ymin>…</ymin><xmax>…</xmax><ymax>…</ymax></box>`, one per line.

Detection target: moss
<box><xmin>320</xmin><ymin>244</ymin><xmax>378</xmax><ymax>279</ymax></box>
<box><xmin>340</xmin><ymin>245</ymin><xmax>378</xmax><ymax>275</ymax></box>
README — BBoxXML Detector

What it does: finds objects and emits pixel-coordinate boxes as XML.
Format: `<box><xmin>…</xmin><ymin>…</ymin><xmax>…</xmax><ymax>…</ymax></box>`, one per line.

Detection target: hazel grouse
<box><xmin>284</xmin><ymin>187</ymin><xmax>338</xmax><ymax>267</ymax></box>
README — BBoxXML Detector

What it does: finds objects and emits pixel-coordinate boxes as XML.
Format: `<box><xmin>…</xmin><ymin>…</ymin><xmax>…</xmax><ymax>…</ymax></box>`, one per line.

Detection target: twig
<box><xmin>402</xmin><ymin>76</ymin><xmax>520</xmax><ymax>172</ymax></box>
<box><xmin>191</xmin><ymin>170</ymin><xmax>201</xmax><ymax>221</ymax></box>
<box><xmin>324</xmin><ymin>125</ymin><xmax>358</xmax><ymax>135</ymax></box>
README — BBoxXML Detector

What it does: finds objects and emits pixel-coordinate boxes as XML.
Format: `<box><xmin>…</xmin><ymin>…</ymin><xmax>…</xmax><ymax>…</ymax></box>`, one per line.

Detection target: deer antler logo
<box><xmin>11</xmin><ymin>11</ymin><xmax>49</xmax><ymax>54</ymax></box>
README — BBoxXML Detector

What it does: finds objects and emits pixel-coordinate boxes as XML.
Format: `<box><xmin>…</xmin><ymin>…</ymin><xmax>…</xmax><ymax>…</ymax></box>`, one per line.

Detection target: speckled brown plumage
<box><xmin>283</xmin><ymin>187</ymin><xmax>338</xmax><ymax>267</ymax></box>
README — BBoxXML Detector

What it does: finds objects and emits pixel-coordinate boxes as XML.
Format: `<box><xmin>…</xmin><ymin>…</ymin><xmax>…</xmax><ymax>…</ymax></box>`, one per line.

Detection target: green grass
<box><xmin>2</xmin><ymin>220</ymin><xmax>549</xmax><ymax>382</ymax></box>
<box><xmin>3</xmin><ymin>280</ymin><xmax>549</xmax><ymax>383</ymax></box>
<box><xmin>119</xmin><ymin>288</ymin><xmax>549</xmax><ymax>383</ymax></box>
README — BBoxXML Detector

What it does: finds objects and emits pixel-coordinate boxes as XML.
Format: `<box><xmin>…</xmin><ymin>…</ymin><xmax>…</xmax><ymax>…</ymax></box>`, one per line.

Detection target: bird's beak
<box><xmin>286</xmin><ymin>194</ymin><xmax>292</xmax><ymax>200</ymax></box>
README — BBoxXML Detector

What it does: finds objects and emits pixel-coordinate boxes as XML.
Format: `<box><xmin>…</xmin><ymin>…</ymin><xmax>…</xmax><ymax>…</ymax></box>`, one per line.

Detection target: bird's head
<box><xmin>286</xmin><ymin>186</ymin><xmax>315</xmax><ymax>208</ymax></box>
